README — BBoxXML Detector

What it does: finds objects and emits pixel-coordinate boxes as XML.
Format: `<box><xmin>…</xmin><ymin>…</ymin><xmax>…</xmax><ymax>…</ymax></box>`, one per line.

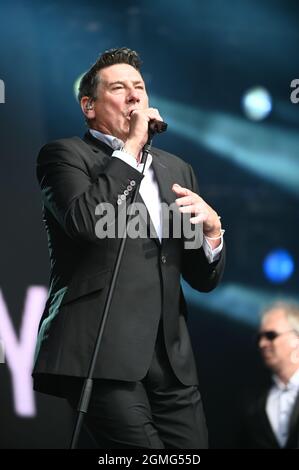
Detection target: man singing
<box><xmin>33</xmin><ymin>47</ymin><xmax>225</xmax><ymax>448</ymax></box>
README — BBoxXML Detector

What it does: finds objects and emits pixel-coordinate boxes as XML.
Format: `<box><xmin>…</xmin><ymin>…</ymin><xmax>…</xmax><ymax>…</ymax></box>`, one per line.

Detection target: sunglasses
<box><xmin>256</xmin><ymin>329</ymin><xmax>295</xmax><ymax>344</ymax></box>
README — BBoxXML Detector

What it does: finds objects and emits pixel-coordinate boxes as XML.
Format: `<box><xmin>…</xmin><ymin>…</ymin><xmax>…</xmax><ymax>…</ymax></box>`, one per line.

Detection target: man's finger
<box><xmin>172</xmin><ymin>184</ymin><xmax>191</xmax><ymax>196</ymax></box>
<box><xmin>175</xmin><ymin>195</ymin><xmax>194</xmax><ymax>206</ymax></box>
<box><xmin>190</xmin><ymin>213</ymin><xmax>208</xmax><ymax>224</ymax></box>
<box><xmin>179</xmin><ymin>205</ymin><xmax>197</xmax><ymax>213</ymax></box>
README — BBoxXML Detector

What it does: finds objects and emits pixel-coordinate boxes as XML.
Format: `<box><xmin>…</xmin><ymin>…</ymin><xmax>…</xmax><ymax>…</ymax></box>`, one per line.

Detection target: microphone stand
<box><xmin>70</xmin><ymin>135</ymin><xmax>154</xmax><ymax>449</ymax></box>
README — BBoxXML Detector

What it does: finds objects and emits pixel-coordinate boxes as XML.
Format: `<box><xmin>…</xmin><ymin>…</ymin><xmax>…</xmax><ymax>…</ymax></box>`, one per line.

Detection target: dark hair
<box><xmin>78</xmin><ymin>47</ymin><xmax>142</xmax><ymax>103</ymax></box>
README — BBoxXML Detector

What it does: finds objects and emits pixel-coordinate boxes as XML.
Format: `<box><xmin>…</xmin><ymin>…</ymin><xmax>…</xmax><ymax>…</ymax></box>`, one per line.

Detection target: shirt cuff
<box><xmin>112</xmin><ymin>150</ymin><xmax>141</xmax><ymax>172</ymax></box>
<box><xmin>202</xmin><ymin>236</ymin><xmax>223</xmax><ymax>263</ymax></box>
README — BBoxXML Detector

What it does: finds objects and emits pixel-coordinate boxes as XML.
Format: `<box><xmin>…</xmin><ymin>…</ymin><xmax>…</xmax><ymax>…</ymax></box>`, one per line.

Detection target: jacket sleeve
<box><xmin>37</xmin><ymin>140</ymin><xmax>143</xmax><ymax>242</ymax></box>
<box><xmin>181</xmin><ymin>164</ymin><xmax>226</xmax><ymax>292</ymax></box>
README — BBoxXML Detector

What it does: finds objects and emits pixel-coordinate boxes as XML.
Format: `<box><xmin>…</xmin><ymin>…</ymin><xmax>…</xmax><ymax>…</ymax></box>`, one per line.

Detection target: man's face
<box><xmin>258</xmin><ymin>309</ymin><xmax>298</xmax><ymax>372</ymax></box>
<box><xmin>91</xmin><ymin>63</ymin><xmax>149</xmax><ymax>141</ymax></box>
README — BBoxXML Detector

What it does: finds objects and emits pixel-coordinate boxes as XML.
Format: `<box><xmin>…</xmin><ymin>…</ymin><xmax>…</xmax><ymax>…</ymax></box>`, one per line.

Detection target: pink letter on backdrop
<box><xmin>0</xmin><ymin>287</ymin><xmax>47</xmax><ymax>416</ymax></box>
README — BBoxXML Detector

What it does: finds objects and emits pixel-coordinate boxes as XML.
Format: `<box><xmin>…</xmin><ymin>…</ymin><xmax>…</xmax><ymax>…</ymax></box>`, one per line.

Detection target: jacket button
<box><xmin>161</xmin><ymin>255</ymin><xmax>167</xmax><ymax>264</ymax></box>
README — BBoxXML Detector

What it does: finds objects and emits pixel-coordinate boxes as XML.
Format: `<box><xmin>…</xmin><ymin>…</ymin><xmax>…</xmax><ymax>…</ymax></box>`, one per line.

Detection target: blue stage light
<box><xmin>242</xmin><ymin>86</ymin><xmax>272</xmax><ymax>121</ymax></box>
<box><xmin>263</xmin><ymin>249</ymin><xmax>294</xmax><ymax>283</ymax></box>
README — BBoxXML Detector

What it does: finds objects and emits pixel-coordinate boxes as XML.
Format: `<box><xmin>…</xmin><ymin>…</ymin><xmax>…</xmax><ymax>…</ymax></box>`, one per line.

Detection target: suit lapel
<box><xmin>285</xmin><ymin>390</ymin><xmax>299</xmax><ymax>448</ymax></box>
<box><xmin>258</xmin><ymin>392</ymin><xmax>281</xmax><ymax>448</ymax></box>
<box><xmin>151</xmin><ymin>148</ymin><xmax>177</xmax><ymax>206</ymax></box>
<box><xmin>83</xmin><ymin>131</ymin><xmax>114</xmax><ymax>156</ymax></box>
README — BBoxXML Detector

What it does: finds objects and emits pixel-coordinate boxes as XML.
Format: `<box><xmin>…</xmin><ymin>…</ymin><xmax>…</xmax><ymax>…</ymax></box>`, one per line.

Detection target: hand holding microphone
<box><xmin>148</xmin><ymin>119</ymin><xmax>167</xmax><ymax>135</ymax></box>
<box><xmin>123</xmin><ymin>108</ymin><xmax>167</xmax><ymax>160</ymax></box>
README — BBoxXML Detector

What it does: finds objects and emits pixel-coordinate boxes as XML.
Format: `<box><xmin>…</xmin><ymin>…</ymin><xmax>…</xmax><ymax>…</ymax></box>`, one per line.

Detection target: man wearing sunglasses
<box><xmin>243</xmin><ymin>301</ymin><xmax>299</xmax><ymax>448</ymax></box>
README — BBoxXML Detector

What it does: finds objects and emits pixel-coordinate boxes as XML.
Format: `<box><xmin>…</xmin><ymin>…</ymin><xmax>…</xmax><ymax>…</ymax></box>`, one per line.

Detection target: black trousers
<box><xmin>67</xmin><ymin>321</ymin><xmax>208</xmax><ymax>449</ymax></box>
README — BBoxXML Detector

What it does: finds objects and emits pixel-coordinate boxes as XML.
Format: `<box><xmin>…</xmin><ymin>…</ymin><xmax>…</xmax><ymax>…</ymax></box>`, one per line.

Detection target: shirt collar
<box><xmin>273</xmin><ymin>368</ymin><xmax>299</xmax><ymax>391</ymax></box>
<box><xmin>89</xmin><ymin>129</ymin><xmax>124</xmax><ymax>150</ymax></box>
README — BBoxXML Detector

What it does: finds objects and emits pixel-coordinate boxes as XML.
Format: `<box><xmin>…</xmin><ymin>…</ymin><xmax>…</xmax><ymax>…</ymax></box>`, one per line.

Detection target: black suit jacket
<box><xmin>241</xmin><ymin>388</ymin><xmax>299</xmax><ymax>449</ymax></box>
<box><xmin>33</xmin><ymin>131</ymin><xmax>225</xmax><ymax>397</ymax></box>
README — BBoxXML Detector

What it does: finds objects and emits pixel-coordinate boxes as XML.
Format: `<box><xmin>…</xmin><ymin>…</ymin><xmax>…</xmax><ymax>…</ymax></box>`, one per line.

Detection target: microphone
<box><xmin>141</xmin><ymin>119</ymin><xmax>167</xmax><ymax>162</ymax></box>
<box><xmin>148</xmin><ymin>119</ymin><xmax>168</xmax><ymax>135</ymax></box>
<box><xmin>128</xmin><ymin>110</ymin><xmax>167</xmax><ymax>134</ymax></box>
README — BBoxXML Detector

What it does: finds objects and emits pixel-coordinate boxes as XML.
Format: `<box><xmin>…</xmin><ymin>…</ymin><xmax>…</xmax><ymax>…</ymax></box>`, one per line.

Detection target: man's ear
<box><xmin>80</xmin><ymin>96</ymin><xmax>95</xmax><ymax>120</ymax></box>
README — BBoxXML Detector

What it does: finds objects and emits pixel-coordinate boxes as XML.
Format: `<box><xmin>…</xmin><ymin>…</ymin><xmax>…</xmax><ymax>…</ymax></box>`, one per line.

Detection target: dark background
<box><xmin>0</xmin><ymin>0</ymin><xmax>299</xmax><ymax>448</ymax></box>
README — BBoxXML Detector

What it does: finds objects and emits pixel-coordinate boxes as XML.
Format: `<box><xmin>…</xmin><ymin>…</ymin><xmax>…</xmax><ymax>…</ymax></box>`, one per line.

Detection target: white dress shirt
<box><xmin>266</xmin><ymin>368</ymin><xmax>299</xmax><ymax>447</ymax></box>
<box><xmin>90</xmin><ymin>129</ymin><xmax>223</xmax><ymax>263</ymax></box>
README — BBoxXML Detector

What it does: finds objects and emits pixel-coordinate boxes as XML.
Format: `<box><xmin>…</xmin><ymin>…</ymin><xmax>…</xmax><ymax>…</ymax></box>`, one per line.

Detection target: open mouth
<box><xmin>126</xmin><ymin>109</ymin><xmax>138</xmax><ymax>119</ymax></box>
